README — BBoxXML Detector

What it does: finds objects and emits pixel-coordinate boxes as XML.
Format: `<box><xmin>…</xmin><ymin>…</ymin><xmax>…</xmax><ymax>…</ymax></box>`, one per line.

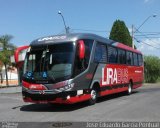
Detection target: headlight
<box><xmin>57</xmin><ymin>83</ymin><xmax>74</xmax><ymax>92</ymax></box>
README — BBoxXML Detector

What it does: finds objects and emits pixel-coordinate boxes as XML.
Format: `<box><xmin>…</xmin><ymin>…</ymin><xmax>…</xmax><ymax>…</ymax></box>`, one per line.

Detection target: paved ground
<box><xmin>0</xmin><ymin>84</ymin><xmax>160</xmax><ymax>125</ymax></box>
<box><xmin>0</xmin><ymin>86</ymin><xmax>21</xmax><ymax>94</ymax></box>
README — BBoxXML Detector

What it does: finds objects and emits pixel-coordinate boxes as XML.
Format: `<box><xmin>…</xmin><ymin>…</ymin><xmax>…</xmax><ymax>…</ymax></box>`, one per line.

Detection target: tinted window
<box><xmin>94</xmin><ymin>43</ymin><xmax>107</xmax><ymax>63</ymax></box>
<box><xmin>108</xmin><ymin>46</ymin><xmax>117</xmax><ymax>63</ymax></box>
<box><xmin>138</xmin><ymin>54</ymin><xmax>143</xmax><ymax>66</ymax></box>
<box><xmin>23</xmin><ymin>43</ymin><xmax>74</xmax><ymax>82</ymax></box>
<box><xmin>126</xmin><ymin>51</ymin><xmax>133</xmax><ymax>65</ymax></box>
<box><xmin>118</xmin><ymin>49</ymin><xmax>126</xmax><ymax>64</ymax></box>
<box><xmin>133</xmin><ymin>53</ymin><xmax>138</xmax><ymax>66</ymax></box>
<box><xmin>84</xmin><ymin>40</ymin><xmax>93</xmax><ymax>66</ymax></box>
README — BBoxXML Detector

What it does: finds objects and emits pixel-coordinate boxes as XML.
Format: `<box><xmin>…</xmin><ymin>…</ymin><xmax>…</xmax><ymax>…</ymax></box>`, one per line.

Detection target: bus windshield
<box><xmin>23</xmin><ymin>42</ymin><xmax>74</xmax><ymax>83</ymax></box>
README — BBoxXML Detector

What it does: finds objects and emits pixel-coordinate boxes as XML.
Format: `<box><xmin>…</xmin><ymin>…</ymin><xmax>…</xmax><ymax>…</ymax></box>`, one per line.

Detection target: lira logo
<box><xmin>38</xmin><ymin>36</ymin><xmax>66</xmax><ymax>42</ymax></box>
<box><xmin>102</xmin><ymin>68</ymin><xmax>128</xmax><ymax>85</ymax></box>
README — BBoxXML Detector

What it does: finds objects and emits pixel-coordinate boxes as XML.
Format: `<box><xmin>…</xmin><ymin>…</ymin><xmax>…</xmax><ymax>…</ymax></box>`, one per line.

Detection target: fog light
<box><xmin>67</xmin><ymin>95</ymin><xmax>70</xmax><ymax>99</ymax></box>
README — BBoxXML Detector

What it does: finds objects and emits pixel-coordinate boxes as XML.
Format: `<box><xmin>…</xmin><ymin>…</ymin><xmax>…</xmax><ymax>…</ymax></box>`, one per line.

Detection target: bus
<box><xmin>15</xmin><ymin>33</ymin><xmax>144</xmax><ymax>105</ymax></box>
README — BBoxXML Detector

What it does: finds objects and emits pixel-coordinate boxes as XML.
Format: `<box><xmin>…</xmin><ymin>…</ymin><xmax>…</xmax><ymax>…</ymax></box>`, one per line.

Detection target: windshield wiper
<box><xmin>48</xmin><ymin>75</ymin><xmax>56</xmax><ymax>82</ymax></box>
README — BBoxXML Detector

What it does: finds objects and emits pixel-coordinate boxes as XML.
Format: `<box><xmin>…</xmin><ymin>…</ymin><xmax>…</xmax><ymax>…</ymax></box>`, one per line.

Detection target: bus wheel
<box><xmin>127</xmin><ymin>82</ymin><xmax>132</xmax><ymax>95</ymax></box>
<box><xmin>88</xmin><ymin>88</ymin><xmax>97</xmax><ymax>105</ymax></box>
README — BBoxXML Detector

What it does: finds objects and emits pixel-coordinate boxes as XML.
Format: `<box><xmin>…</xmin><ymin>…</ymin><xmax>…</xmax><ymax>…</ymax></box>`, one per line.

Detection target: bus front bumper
<box><xmin>22</xmin><ymin>90</ymin><xmax>91</xmax><ymax>104</ymax></box>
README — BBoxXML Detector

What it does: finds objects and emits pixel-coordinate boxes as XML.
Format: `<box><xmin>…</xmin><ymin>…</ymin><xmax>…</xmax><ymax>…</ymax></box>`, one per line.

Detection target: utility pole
<box><xmin>132</xmin><ymin>14</ymin><xmax>157</xmax><ymax>49</ymax></box>
<box><xmin>132</xmin><ymin>25</ymin><xmax>134</xmax><ymax>48</ymax></box>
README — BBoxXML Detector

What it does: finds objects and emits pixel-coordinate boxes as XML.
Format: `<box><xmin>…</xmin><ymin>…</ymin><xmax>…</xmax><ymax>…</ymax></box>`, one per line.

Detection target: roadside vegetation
<box><xmin>144</xmin><ymin>56</ymin><xmax>160</xmax><ymax>83</ymax></box>
<box><xmin>157</xmin><ymin>77</ymin><xmax>160</xmax><ymax>83</ymax></box>
<box><xmin>0</xmin><ymin>35</ymin><xmax>16</xmax><ymax>86</ymax></box>
<box><xmin>109</xmin><ymin>19</ymin><xmax>132</xmax><ymax>47</ymax></box>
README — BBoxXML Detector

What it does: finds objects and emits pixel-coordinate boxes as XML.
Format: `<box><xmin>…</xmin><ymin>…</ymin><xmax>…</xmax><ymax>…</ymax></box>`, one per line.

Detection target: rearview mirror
<box><xmin>78</xmin><ymin>40</ymin><xmax>85</xmax><ymax>60</ymax></box>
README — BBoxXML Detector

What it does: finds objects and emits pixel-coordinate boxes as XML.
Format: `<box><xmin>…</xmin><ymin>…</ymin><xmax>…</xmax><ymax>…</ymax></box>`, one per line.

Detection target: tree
<box><xmin>144</xmin><ymin>56</ymin><xmax>160</xmax><ymax>83</ymax></box>
<box><xmin>0</xmin><ymin>61</ymin><xmax>3</xmax><ymax>83</ymax></box>
<box><xmin>0</xmin><ymin>35</ymin><xmax>16</xmax><ymax>86</ymax></box>
<box><xmin>109</xmin><ymin>20</ymin><xmax>132</xmax><ymax>47</ymax></box>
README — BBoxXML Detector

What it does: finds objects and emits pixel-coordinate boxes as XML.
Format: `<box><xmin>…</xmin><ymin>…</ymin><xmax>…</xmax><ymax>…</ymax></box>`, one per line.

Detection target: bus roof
<box><xmin>31</xmin><ymin>33</ymin><xmax>114</xmax><ymax>45</ymax></box>
<box><xmin>30</xmin><ymin>33</ymin><xmax>142</xmax><ymax>54</ymax></box>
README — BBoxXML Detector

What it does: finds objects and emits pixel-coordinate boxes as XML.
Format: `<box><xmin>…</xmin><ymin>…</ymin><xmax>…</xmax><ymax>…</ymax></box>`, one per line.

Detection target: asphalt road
<box><xmin>0</xmin><ymin>84</ymin><xmax>160</xmax><ymax>123</ymax></box>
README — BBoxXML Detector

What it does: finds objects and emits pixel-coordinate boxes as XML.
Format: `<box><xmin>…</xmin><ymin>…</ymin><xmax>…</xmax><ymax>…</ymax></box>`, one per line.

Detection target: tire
<box><xmin>88</xmin><ymin>88</ymin><xmax>98</xmax><ymax>105</ymax></box>
<box><xmin>127</xmin><ymin>82</ymin><xmax>132</xmax><ymax>95</ymax></box>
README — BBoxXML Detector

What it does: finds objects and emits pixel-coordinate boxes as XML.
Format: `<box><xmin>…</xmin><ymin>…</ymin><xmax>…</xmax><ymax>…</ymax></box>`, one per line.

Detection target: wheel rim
<box><xmin>128</xmin><ymin>83</ymin><xmax>132</xmax><ymax>94</ymax></box>
<box><xmin>91</xmin><ymin>90</ymin><xmax>97</xmax><ymax>100</ymax></box>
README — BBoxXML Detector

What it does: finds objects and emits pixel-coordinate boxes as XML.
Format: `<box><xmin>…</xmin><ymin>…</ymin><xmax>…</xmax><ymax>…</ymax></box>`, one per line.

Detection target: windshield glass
<box><xmin>23</xmin><ymin>42</ymin><xmax>74</xmax><ymax>83</ymax></box>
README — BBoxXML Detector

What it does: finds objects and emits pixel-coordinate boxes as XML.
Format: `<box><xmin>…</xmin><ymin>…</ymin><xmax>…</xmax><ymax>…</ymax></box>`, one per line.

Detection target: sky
<box><xmin>0</xmin><ymin>0</ymin><xmax>160</xmax><ymax>57</ymax></box>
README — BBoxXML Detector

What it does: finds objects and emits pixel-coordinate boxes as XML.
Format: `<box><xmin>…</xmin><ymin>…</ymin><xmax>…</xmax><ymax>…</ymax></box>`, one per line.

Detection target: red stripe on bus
<box><xmin>23</xmin><ymin>94</ymin><xmax>91</xmax><ymax>104</ymax></box>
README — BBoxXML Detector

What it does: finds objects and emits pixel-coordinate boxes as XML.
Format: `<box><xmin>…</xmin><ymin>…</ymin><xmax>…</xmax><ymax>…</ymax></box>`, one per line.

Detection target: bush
<box><xmin>144</xmin><ymin>56</ymin><xmax>160</xmax><ymax>83</ymax></box>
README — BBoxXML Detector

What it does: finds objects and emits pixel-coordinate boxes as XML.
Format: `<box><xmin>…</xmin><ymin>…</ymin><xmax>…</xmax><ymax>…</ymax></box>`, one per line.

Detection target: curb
<box><xmin>0</xmin><ymin>86</ymin><xmax>22</xmax><ymax>94</ymax></box>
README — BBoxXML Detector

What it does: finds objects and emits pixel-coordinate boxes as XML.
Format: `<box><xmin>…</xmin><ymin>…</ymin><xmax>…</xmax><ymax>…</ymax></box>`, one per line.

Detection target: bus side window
<box><xmin>133</xmin><ymin>53</ymin><xmax>138</xmax><ymax>66</ymax></box>
<box><xmin>94</xmin><ymin>43</ymin><xmax>107</xmax><ymax>63</ymax></box>
<box><xmin>138</xmin><ymin>54</ymin><xmax>143</xmax><ymax>66</ymax></box>
<box><xmin>108</xmin><ymin>46</ymin><xmax>117</xmax><ymax>64</ymax></box>
<box><xmin>28</xmin><ymin>54</ymin><xmax>35</xmax><ymax>72</ymax></box>
<box><xmin>118</xmin><ymin>49</ymin><xmax>126</xmax><ymax>64</ymax></box>
<box><xmin>84</xmin><ymin>40</ymin><xmax>93</xmax><ymax>66</ymax></box>
<box><xmin>126</xmin><ymin>51</ymin><xmax>133</xmax><ymax>65</ymax></box>
<box><xmin>74</xmin><ymin>39</ymin><xmax>93</xmax><ymax>76</ymax></box>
